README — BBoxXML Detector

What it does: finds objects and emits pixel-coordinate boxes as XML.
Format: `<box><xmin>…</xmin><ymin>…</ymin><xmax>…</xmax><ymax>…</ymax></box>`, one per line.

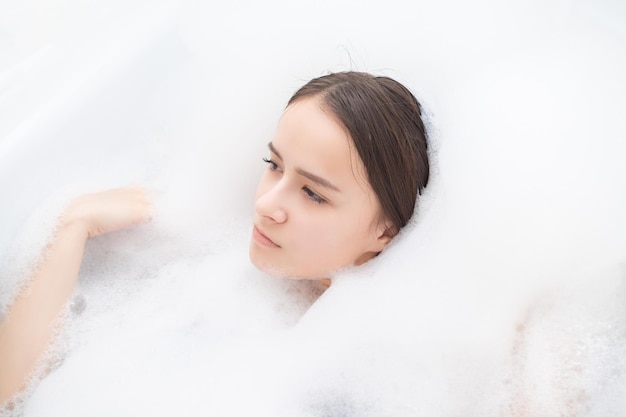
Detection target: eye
<box><xmin>303</xmin><ymin>186</ymin><xmax>327</xmax><ymax>205</ymax></box>
<box><xmin>262</xmin><ymin>157</ymin><xmax>282</xmax><ymax>173</ymax></box>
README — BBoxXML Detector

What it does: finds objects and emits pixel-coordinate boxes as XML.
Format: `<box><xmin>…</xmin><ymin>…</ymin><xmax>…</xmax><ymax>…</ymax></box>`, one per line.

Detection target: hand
<box><xmin>61</xmin><ymin>187</ymin><xmax>152</xmax><ymax>238</ymax></box>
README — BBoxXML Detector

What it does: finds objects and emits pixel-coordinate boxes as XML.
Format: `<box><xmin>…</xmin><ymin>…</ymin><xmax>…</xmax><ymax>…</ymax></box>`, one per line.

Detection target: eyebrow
<box><xmin>268</xmin><ymin>142</ymin><xmax>341</xmax><ymax>192</ymax></box>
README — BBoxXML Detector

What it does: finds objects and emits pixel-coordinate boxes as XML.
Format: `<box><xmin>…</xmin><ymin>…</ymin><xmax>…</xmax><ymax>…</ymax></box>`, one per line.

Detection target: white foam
<box><xmin>1</xmin><ymin>0</ymin><xmax>625</xmax><ymax>415</ymax></box>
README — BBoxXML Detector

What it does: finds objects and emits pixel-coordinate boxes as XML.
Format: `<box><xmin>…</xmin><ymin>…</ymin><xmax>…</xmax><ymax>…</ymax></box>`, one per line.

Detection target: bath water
<box><xmin>1</xmin><ymin>0</ymin><xmax>625</xmax><ymax>415</ymax></box>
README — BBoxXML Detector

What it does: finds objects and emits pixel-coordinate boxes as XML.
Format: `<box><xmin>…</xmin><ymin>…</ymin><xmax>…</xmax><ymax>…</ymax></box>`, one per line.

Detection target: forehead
<box><xmin>277</xmin><ymin>98</ymin><xmax>348</xmax><ymax>154</ymax></box>
<box><xmin>274</xmin><ymin>98</ymin><xmax>370</xmax><ymax>191</ymax></box>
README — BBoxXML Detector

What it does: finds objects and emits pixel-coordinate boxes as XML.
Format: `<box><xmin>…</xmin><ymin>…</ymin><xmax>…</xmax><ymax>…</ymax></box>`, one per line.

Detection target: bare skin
<box><xmin>0</xmin><ymin>187</ymin><xmax>151</xmax><ymax>405</ymax></box>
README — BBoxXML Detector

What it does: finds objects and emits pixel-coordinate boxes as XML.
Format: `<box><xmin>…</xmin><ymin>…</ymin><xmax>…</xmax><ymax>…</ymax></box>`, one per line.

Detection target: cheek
<box><xmin>294</xmin><ymin>214</ymin><xmax>360</xmax><ymax>255</ymax></box>
<box><xmin>327</xmin><ymin>206</ymin><xmax>380</xmax><ymax>252</ymax></box>
<box><xmin>284</xmin><ymin>215</ymin><xmax>333</xmax><ymax>261</ymax></box>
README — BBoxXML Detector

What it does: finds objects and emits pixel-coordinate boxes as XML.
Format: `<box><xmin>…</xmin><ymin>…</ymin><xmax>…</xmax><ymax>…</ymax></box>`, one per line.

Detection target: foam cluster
<box><xmin>1</xmin><ymin>0</ymin><xmax>625</xmax><ymax>416</ymax></box>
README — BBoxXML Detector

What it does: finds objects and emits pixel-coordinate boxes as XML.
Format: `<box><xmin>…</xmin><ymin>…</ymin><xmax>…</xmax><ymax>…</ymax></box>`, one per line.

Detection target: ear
<box><xmin>353</xmin><ymin>224</ymin><xmax>396</xmax><ymax>266</ymax></box>
<box><xmin>372</xmin><ymin>222</ymin><xmax>397</xmax><ymax>252</ymax></box>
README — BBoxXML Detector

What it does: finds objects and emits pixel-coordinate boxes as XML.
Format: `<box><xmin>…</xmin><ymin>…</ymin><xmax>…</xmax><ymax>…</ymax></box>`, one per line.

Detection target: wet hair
<box><xmin>288</xmin><ymin>71</ymin><xmax>430</xmax><ymax>234</ymax></box>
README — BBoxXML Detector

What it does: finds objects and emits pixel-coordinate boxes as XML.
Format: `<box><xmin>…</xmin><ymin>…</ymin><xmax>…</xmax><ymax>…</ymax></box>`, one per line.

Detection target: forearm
<box><xmin>0</xmin><ymin>186</ymin><xmax>150</xmax><ymax>405</ymax></box>
<box><xmin>0</xmin><ymin>220</ymin><xmax>88</xmax><ymax>404</ymax></box>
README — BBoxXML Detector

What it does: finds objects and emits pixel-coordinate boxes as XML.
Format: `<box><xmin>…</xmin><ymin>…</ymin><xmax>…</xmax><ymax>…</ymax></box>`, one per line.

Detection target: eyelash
<box><xmin>262</xmin><ymin>157</ymin><xmax>281</xmax><ymax>172</ymax></box>
<box><xmin>262</xmin><ymin>157</ymin><xmax>328</xmax><ymax>205</ymax></box>
<box><xmin>303</xmin><ymin>186</ymin><xmax>327</xmax><ymax>205</ymax></box>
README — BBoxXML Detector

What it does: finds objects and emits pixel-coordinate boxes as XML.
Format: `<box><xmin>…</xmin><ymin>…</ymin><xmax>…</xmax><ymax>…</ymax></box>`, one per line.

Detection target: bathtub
<box><xmin>1</xmin><ymin>0</ymin><xmax>626</xmax><ymax>415</ymax></box>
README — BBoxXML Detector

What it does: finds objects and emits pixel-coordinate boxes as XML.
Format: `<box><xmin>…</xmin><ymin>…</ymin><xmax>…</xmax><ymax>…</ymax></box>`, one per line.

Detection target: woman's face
<box><xmin>249</xmin><ymin>97</ymin><xmax>392</xmax><ymax>278</ymax></box>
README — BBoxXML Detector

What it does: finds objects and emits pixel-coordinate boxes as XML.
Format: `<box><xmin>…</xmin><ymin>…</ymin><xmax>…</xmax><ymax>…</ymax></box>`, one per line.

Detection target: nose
<box><xmin>255</xmin><ymin>183</ymin><xmax>288</xmax><ymax>224</ymax></box>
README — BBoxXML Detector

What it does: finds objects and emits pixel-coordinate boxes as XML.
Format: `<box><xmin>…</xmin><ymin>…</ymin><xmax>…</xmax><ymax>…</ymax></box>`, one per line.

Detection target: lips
<box><xmin>253</xmin><ymin>225</ymin><xmax>280</xmax><ymax>248</ymax></box>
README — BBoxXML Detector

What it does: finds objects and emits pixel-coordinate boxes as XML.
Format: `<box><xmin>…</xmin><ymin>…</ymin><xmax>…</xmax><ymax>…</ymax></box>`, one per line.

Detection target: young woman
<box><xmin>0</xmin><ymin>71</ymin><xmax>430</xmax><ymax>405</ymax></box>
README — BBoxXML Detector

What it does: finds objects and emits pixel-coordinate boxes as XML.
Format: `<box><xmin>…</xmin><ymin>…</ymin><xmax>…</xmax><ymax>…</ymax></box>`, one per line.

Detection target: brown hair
<box><xmin>288</xmin><ymin>71</ymin><xmax>429</xmax><ymax>234</ymax></box>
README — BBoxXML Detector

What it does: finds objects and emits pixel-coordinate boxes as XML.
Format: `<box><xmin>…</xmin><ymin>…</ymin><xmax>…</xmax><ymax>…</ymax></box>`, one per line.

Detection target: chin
<box><xmin>250</xmin><ymin>257</ymin><xmax>295</xmax><ymax>278</ymax></box>
<box><xmin>249</xmin><ymin>245</ymin><xmax>287</xmax><ymax>277</ymax></box>
<box><xmin>249</xmin><ymin>250</ymin><xmax>321</xmax><ymax>279</ymax></box>
<box><xmin>249</xmin><ymin>241</ymin><xmax>343</xmax><ymax>279</ymax></box>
